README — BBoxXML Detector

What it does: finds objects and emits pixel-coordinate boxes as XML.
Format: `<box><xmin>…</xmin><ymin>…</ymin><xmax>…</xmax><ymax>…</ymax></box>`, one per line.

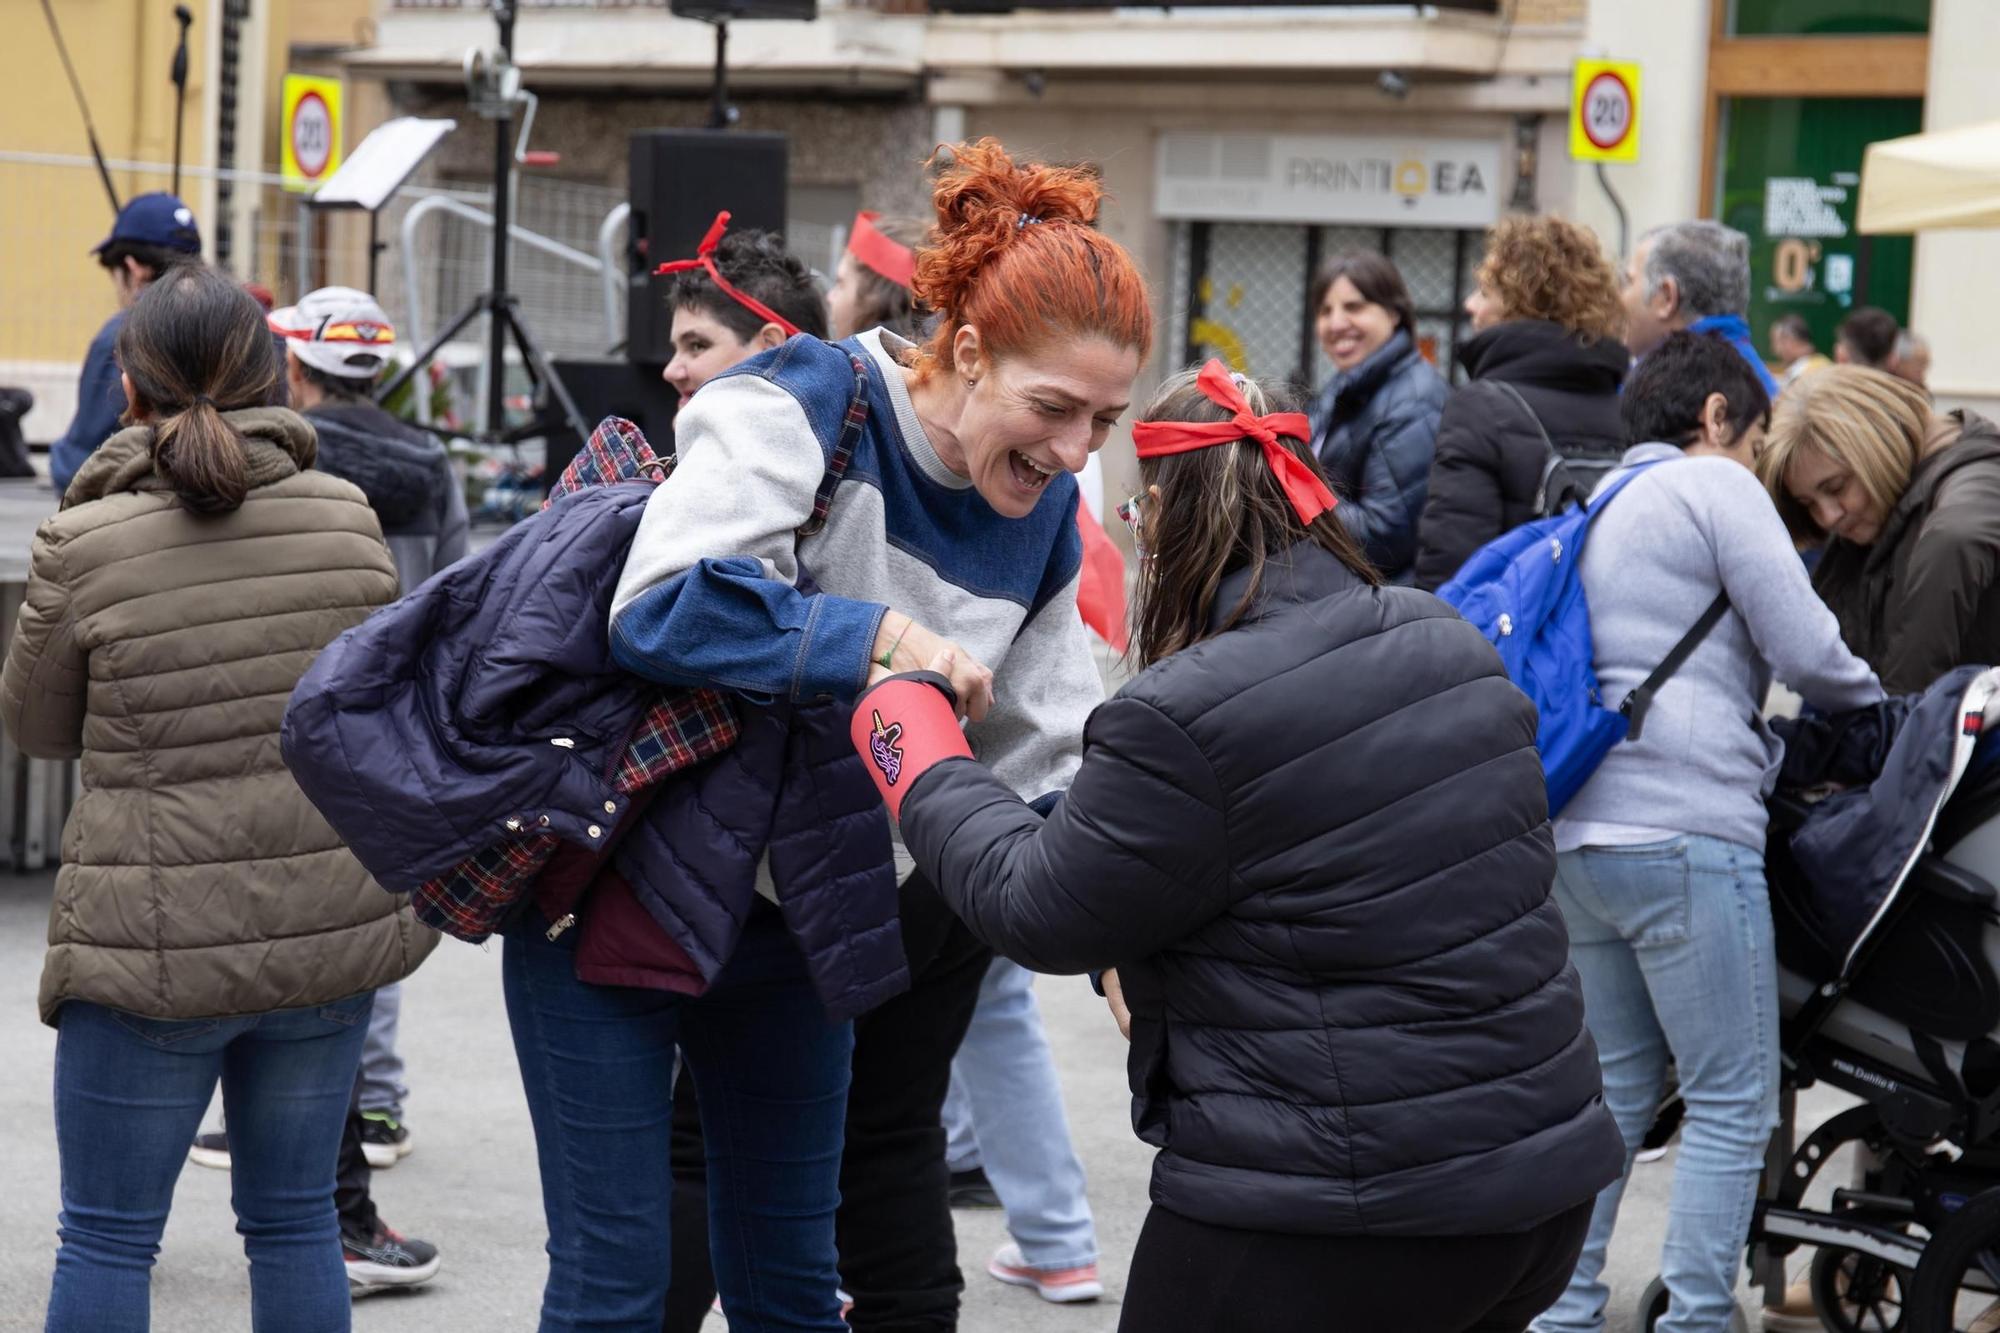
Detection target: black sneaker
<box><xmin>188</xmin><ymin>1130</ymin><xmax>231</xmax><ymax>1171</ymax></box>
<box><xmin>359</xmin><ymin>1112</ymin><xmax>413</xmax><ymax>1169</ymax></box>
<box><xmin>948</xmin><ymin>1167</ymin><xmax>1002</xmax><ymax>1210</ymax></box>
<box><xmin>343</xmin><ymin>1221</ymin><xmax>441</xmax><ymax>1296</ymax></box>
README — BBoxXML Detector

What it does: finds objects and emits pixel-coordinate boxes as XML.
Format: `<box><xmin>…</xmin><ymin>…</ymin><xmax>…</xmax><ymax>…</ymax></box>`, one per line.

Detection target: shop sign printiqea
<box><xmin>1156</xmin><ymin>131</ymin><xmax>1502</xmax><ymax>229</ymax></box>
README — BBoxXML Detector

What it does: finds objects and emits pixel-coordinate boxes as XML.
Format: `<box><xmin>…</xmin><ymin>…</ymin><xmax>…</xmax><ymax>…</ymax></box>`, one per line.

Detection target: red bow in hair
<box><xmin>1130</xmin><ymin>360</ymin><xmax>1336</xmax><ymax>526</ymax></box>
<box><xmin>654</xmin><ymin>211</ymin><xmax>803</xmax><ymax>339</ymax></box>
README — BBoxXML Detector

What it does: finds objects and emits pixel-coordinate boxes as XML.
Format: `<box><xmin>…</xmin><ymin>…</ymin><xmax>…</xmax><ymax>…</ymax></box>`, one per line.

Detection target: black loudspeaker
<box><xmin>544</xmin><ymin>357</ymin><xmax>682</xmax><ymax>491</ymax></box>
<box><xmin>671</xmin><ymin>0</ymin><xmax>816</xmax><ymax>18</ymax></box>
<box><xmin>626</xmin><ymin>130</ymin><xmax>789</xmax><ymax>366</ymax></box>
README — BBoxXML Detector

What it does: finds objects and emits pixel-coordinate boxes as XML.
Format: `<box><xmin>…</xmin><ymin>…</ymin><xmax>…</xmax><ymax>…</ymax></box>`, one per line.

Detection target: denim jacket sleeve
<box><xmin>50</xmin><ymin>322</ymin><xmax>127</xmax><ymax>498</ymax></box>
<box><xmin>608</xmin><ymin>369</ymin><xmax>885</xmax><ymax>703</ymax></box>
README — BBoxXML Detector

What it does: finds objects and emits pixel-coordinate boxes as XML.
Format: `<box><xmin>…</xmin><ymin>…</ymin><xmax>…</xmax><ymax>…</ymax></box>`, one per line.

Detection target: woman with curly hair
<box><xmin>1413</xmin><ymin>215</ymin><xmax>1629</xmax><ymax>590</ymax></box>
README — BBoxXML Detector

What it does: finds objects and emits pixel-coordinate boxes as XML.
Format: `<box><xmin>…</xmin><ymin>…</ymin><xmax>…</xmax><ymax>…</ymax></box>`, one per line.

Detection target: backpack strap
<box><xmin>796</xmin><ymin>352</ymin><xmax>870</xmax><ymax>539</ymax></box>
<box><xmin>1619</xmin><ymin>592</ymin><xmax>1731</xmax><ymax>741</ymax></box>
<box><xmin>1489</xmin><ymin>381</ymin><xmax>1567</xmax><ymax>513</ymax></box>
<box><xmin>1490</xmin><ymin>380</ymin><xmax>1555</xmax><ymax>456</ymax></box>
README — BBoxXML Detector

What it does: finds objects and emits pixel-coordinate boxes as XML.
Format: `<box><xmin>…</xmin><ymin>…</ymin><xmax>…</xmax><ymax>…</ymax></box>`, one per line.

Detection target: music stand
<box><xmin>310</xmin><ymin>117</ymin><xmax>457</xmax><ymax>294</ymax></box>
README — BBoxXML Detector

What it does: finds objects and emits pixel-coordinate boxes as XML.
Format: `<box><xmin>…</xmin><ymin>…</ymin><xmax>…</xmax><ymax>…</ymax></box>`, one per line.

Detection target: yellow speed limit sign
<box><xmin>281</xmin><ymin>74</ymin><xmax>344</xmax><ymax>193</ymax></box>
<box><xmin>1571</xmin><ymin>60</ymin><xmax>1640</xmax><ymax>164</ymax></box>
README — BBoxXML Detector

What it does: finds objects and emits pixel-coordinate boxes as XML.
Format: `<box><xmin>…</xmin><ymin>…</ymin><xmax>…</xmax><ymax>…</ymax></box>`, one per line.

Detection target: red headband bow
<box><xmin>1130</xmin><ymin>360</ymin><xmax>1336</xmax><ymax>526</ymax></box>
<box><xmin>847</xmin><ymin>211</ymin><xmax>915</xmax><ymax>290</ymax></box>
<box><xmin>654</xmin><ymin>211</ymin><xmax>803</xmax><ymax>339</ymax></box>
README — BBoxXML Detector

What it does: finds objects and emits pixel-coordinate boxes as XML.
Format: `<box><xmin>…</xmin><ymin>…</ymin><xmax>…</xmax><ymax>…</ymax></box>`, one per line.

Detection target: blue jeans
<box><xmin>941</xmin><ymin>958</ymin><xmax>1098</xmax><ymax>1270</ymax></box>
<box><xmin>1534</xmin><ymin>835</ymin><xmax>1779</xmax><ymax>1333</ymax></box>
<box><xmin>45</xmin><ymin>993</ymin><xmax>374</xmax><ymax>1333</ymax></box>
<box><xmin>503</xmin><ymin>904</ymin><xmax>852</xmax><ymax>1333</ymax></box>
<box><xmin>357</xmin><ymin>980</ymin><xmax>406</xmax><ymax>1118</ymax></box>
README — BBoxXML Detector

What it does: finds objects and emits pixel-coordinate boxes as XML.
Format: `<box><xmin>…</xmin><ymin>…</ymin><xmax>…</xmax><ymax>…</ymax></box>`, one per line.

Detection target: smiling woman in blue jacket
<box><xmin>852</xmin><ymin>363</ymin><xmax>1624</xmax><ymax>1333</ymax></box>
<box><xmin>1305</xmin><ymin>251</ymin><xmax>1448</xmax><ymax>583</ymax></box>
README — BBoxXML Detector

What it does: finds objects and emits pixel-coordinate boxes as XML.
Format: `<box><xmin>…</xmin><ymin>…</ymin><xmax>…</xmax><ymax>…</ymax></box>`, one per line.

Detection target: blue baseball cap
<box><xmin>91</xmin><ymin>192</ymin><xmax>202</xmax><ymax>257</ymax></box>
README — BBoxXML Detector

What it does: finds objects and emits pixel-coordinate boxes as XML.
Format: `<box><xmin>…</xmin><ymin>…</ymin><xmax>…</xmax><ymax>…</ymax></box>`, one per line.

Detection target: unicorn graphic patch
<box><xmin>868</xmin><ymin>710</ymin><xmax>905</xmax><ymax>787</ymax></box>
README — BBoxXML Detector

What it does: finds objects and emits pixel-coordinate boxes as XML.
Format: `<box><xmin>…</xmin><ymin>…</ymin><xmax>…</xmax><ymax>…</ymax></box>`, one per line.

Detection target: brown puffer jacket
<box><xmin>2</xmin><ymin>408</ymin><xmax>437</xmax><ymax>1025</ymax></box>
<box><xmin>1813</xmin><ymin>411</ymin><xmax>2000</xmax><ymax>694</ymax></box>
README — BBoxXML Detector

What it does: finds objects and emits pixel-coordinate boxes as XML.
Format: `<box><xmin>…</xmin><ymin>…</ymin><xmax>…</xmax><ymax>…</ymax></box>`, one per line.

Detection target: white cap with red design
<box><xmin>268</xmin><ymin>286</ymin><xmax>398</xmax><ymax>380</ymax></box>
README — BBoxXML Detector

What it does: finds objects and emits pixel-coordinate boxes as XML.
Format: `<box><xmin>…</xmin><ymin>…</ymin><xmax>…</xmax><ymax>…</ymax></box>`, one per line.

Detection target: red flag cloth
<box><xmin>1074</xmin><ymin>493</ymin><xmax>1130</xmax><ymax>654</ymax></box>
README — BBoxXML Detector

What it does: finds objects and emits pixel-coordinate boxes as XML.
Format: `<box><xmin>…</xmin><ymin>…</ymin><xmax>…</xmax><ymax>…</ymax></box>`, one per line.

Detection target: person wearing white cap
<box><xmin>189</xmin><ymin>285</ymin><xmax>463</xmax><ymax>1297</ymax></box>
<box><xmin>265</xmin><ymin>287</ymin><xmax>469</xmax><ymax>593</ymax></box>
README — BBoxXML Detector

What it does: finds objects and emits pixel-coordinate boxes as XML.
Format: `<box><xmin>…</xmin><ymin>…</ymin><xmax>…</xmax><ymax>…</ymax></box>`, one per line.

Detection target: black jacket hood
<box><xmin>1458</xmin><ymin>320</ymin><xmax>1628</xmax><ymax>396</ymax></box>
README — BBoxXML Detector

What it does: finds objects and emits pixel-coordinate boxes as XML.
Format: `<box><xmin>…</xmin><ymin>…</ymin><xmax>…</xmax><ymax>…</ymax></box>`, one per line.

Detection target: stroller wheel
<box><xmin>1908</xmin><ymin>1188</ymin><xmax>2000</xmax><ymax>1332</ymax></box>
<box><xmin>1638</xmin><ymin>1276</ymin><xmax>1752</xmax><ymax>1332</ymax></box>
<box><xmin>1811</xmin><ymin>1218</ymin><xmax>1911</xmax><ymax>1332</ymax></box>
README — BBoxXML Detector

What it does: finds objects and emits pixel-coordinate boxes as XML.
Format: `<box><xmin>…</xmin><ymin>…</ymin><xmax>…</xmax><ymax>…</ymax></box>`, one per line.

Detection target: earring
<box><xmin>965</xmin><ymin>377</ymin><xmax>977</xmax><ymax>389</ymax></box>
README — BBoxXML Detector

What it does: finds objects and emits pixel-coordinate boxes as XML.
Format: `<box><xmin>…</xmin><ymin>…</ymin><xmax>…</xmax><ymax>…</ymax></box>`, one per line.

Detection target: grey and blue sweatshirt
<box><xmin>1558</xmin><ymin>443</ymin><xmax>1884</xmax><ymax>854</ymax></box>
<box><xmin>608</xmin><ymin>328</ymin><xmax>1100</xmax><ymax>871</ymax></box>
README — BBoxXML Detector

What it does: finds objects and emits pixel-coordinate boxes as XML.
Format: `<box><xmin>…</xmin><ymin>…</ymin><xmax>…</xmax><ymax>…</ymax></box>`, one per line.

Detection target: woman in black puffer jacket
<box><xmin>851</xmin><ymin>362</ymin><xmax>1624</xmax><ymax>1333</ymax></box>
<box><xmin>1413</xmin><ymin>215</ymin><xmax>1629</xmax><ymax>591</ymax></box>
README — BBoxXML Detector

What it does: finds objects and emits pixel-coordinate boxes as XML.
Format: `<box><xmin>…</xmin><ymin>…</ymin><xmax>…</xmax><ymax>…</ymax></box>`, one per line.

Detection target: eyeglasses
<box><xmin>1117</xmin><ymin>493</ymin><xmax>1148</xmax><ymax>559</ymax></box>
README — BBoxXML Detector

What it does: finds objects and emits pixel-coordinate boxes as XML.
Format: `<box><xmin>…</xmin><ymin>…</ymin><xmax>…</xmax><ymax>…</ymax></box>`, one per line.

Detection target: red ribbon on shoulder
<box><xmin>1130</xmin><ymin>360</ymin><xmax>1336</xmax><ymax>526</ymax></box>
<box><xmin>654</xmin><ymin>211</ymin><xmax>803</xmax><ymax>339</ymax></box>
<box><xmin>848</xmin><ymin>211</ymin><xmax>916</xmax><ymax>291</ymax></box>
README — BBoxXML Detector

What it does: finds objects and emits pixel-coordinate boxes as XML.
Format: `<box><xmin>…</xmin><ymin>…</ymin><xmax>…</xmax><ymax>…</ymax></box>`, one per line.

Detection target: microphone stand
<box><xmin>171</xmin><ymin>6</ymin><xmax>194</xmax><ymax>198</ymax></box>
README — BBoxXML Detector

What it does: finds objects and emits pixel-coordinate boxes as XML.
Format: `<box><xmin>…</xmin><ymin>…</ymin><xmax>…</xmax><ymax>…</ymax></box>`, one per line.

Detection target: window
<box><xmin>1714</xmin><ymin>96</ymin><xmax>1921</xmax><ymax>355</ymax></box>
<box><xmin>1171</xmin><ymin>220</ymin><xmax>1482</xmax><ymax>395</ymax></box>
<box><xmin>1729</xmin><ymin>0</ymin><xmax>1929</xmax><ymax>37</ymax></box>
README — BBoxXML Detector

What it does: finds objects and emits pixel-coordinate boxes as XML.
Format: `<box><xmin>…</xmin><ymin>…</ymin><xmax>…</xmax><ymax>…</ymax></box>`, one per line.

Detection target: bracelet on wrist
<box><xmin>876</xmin><ymin>615</ymin><xmax>911</xmax><ymax>671</ymax></box>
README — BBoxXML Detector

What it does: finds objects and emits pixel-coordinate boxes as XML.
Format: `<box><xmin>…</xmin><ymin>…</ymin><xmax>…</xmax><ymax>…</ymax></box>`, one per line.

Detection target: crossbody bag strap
<box><xmin>796</xmin><ymin>352</ymin><xmax>871</xmax><ymax>539</ymax></box>
<box><xmin>1619</xmin><ymin>592</ymin><xmax>1732</xmax><ymax>740</ymax></box>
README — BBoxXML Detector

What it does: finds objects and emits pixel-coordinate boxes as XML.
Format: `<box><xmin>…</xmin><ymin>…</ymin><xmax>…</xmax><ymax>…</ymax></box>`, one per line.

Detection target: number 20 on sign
<box><xmin>1571</xmin><ymin>60</ymin><xmax>1641</xmax><ymax>164</ymax></box>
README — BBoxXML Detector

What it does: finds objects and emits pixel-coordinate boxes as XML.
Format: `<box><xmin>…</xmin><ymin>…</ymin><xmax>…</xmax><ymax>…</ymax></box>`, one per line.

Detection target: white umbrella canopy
<box><xmin>1859</xmin><ymin>119</ymin><xmax>2000</xmax><ymax>233</ymax></box>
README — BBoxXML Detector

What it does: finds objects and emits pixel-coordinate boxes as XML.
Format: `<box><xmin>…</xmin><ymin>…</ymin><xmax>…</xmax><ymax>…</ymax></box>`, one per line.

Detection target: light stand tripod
<box><xmin>376</xmin><ymin>0</ymin><xmax>589</xmax><ymax>448</ymax></box>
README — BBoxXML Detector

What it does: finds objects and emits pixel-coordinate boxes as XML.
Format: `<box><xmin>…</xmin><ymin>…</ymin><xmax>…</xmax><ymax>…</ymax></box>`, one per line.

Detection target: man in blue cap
<box><xmin>48</xmin><ymin>193</ymin><xmax>203</xmax><ymax>497</ymax></box>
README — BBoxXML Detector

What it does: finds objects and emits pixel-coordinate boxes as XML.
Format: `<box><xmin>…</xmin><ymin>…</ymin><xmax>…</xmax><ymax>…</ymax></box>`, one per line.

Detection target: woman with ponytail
<box><xmin>486</xmin><ymin>140</ymin><xmax>1152</xmax><ymax>1332</ymax></box>
<box><xmin>848</xmin><ymin>364</ymin><xmax>1624</xmax><ymax>1331</ymax></box>
<box><xmin>2</xmin><ymin>267</ymin><xmax>434</xmax><ymax>1331</ymax></box>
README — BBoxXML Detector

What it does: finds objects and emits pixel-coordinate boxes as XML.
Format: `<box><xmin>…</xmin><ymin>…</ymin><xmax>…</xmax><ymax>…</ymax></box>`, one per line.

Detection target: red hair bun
<box><xmin>916</xmin><ymin>139</ymin><xmax>1152</xmax><ymax>375</ymax></box>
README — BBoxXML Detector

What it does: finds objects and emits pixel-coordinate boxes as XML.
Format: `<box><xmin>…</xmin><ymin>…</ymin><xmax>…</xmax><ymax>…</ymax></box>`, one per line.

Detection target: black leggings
<box><xmin>1118</xmin><ymin>1199</ymin><xmax>1594</xmax><ymax>1333</ymax></box>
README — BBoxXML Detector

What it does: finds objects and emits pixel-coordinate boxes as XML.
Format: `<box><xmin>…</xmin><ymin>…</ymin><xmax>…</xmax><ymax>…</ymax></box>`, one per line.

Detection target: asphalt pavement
<box><xmin>0</xmin><ymin>869</ymin><xmax>1842</xmax><ymax>1331</ymax></box>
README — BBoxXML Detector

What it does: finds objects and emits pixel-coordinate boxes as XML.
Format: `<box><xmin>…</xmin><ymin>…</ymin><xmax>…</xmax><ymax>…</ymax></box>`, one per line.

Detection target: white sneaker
<box><xmin>987</xmin><ymin>1243</ymin><xmax>1102</xmax><ymax>1304</ymax></box>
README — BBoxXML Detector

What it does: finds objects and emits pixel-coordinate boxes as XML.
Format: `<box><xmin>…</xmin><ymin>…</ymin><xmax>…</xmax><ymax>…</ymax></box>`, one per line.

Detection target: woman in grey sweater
<box><xmin>1533</xmin><ymin>333</ymin><xmax>1884</xmax><ymax>1333</ymax></box>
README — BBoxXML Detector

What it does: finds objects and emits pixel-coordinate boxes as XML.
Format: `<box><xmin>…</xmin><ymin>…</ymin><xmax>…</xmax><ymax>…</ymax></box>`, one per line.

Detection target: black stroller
<box><xmin>1639</xmin><ymin>667</ymin><xmax>2000</xmax><ymax>1331</ymax></box>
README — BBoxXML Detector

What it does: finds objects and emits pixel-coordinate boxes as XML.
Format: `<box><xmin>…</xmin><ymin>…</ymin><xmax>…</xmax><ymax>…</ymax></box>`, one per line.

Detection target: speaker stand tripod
<box><xmin>375</xmin><ymin>0</ymin><xmax>590</xmax><ymax>449</ymax></box>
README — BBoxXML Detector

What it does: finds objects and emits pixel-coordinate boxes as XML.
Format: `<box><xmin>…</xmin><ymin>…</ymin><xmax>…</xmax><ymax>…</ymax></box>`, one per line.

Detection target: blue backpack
<box><xmin>1436</xmin><ymin>461</ymin><xmax>1729</xmax><ymax>815</ymax></box>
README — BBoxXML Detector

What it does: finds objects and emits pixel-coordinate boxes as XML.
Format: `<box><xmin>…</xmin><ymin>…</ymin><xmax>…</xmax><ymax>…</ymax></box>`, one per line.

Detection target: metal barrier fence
<box><xmin>4</xmin><ymin>150</ymin><xmax>855</xmax><ymax>439</ymax></box>
<box><xmin>0</xmin><ymin>580</ymin><xmax>79</xmax><ymax>873</ymax></box>
<box><xmin>0</xmin><ymin>152</ymin><xmax>640</xmax><ymax>435</ymax></box>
